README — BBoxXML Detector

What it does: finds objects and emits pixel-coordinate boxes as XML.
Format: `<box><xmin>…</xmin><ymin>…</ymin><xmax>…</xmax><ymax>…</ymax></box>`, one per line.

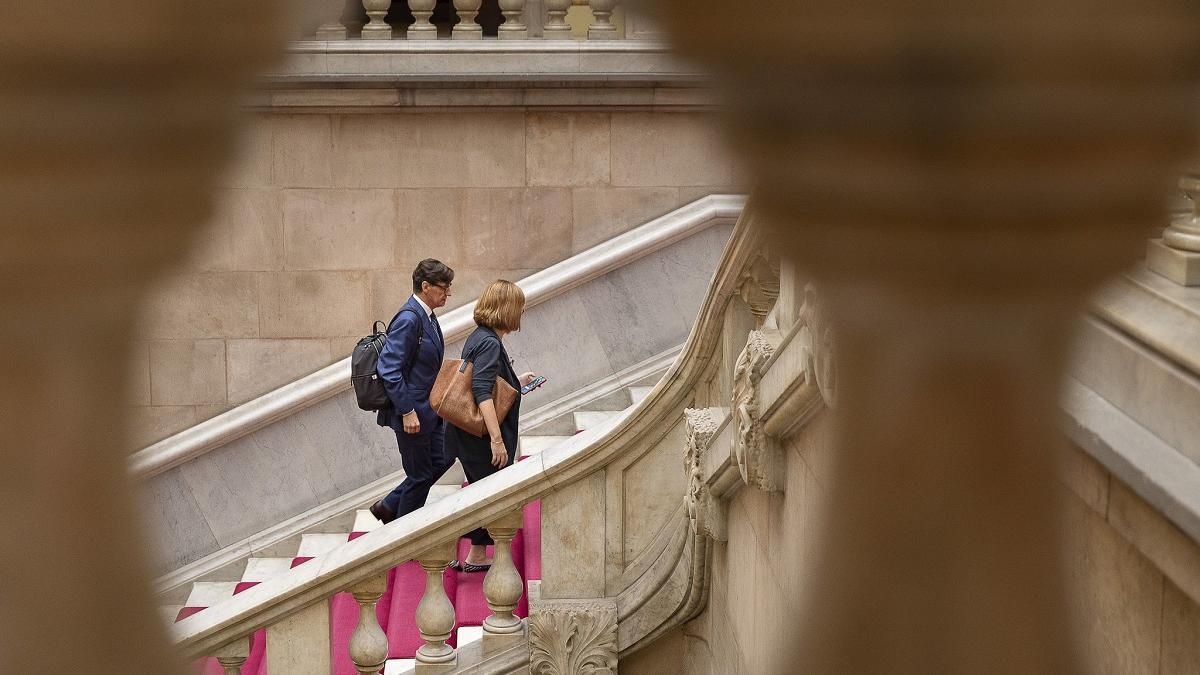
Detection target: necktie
<box><xmin>431</xmin><ymin>312</ymin><xmax>443</xmax><ymax>343</ymax></box>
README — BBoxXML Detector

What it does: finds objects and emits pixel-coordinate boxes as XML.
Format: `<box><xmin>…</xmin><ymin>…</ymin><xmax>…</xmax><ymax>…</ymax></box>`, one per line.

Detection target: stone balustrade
<box><xmin>317</xmin><ymin>0</ymin><xmax>636</xmax><ymax>41</ymax></box>
<box><xmin>180</xmin><ymin>507</ymin><xmax>530</xmax><ymax>673</ymax></box>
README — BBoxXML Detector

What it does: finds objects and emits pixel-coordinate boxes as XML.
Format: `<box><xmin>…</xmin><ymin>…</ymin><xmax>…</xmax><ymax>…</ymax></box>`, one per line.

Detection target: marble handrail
<box><xmin>128</xmin><ymin>194</ymin><xmax>745</xmax><ymax>480</ymax></box>
<box><xmin>172</xmin><ymin>200</ymin><xmax>765</xmax><ymax>659</ymax></box>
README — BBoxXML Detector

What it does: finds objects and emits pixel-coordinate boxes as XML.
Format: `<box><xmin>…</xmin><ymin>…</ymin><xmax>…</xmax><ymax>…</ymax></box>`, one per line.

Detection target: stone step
<box><xmin>573</xmin><ymin>409</ymin><xmax>622</xmax><ymax>432</ymax></box>
<box><xmin>296</xmin><ymin>533</ymin><xmax>349</xmax><ymax>558</ymax></box>
<box><xmin>519</xmin><ymin>435</ymin><xmax>572</xmax><ymax>457</ymax></box>
<box><xmin>240</xmin><ymin>557</ymin><xmax>294</xmax><ymax>583</ymax></box>
<box><xmin>161</xmin><ymin>604</ymin><xmax>183</xmax><ymax>626</ymax></box>
<box><xmin>628</xmin><ymin>385</ymin><xmax>655</xmax><ymax>405</ymax></box>
<box><xmin>352</xmin><ymin>509</ymin><xmax>381</xmax><ymax>534</ymax></box>
<box><xmin>184</xmin><ymin>581</ymin><xmax>239</xmax><ymax>608</ymax></box>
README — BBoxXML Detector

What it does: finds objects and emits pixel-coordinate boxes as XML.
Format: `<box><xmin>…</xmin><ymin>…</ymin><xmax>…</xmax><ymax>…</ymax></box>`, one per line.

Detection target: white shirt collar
<box><xmin>413</xmin><ymin>294</ymin><xmax>434</xmax><ymax>320</ymax></box>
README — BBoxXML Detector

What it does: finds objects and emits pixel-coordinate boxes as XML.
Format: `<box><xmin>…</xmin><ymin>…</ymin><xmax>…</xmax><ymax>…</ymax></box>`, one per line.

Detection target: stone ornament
<box><xmin>348</xmin><ymin>574</ymin><xmax>390</xmax><ymax>674</ymax></box>
<box><xmin>360</xmin><ymin>0</ymin><xmax>393</xmax><ymax>39</ymax></box>
<box><xmin>731</xmin><ymin>330</ymin><xmax>780</xmax><ymax>491</ymax></box>
<box><xmin>798</xmin><ymin>284</ymin><xmax>837</xmax><ymax>408</ymax></box>
<box><xmin>543</xmin><ymin>0</ymin><xmax>573</xmax><ymax>39</ymax></box>
<box><xmin>415</xmin><ymin>542</ymin><xmax>458</xmax><ymax>665</ymax></box>
<box><xmin>452</xmin><ymin>0</ymin><xmax>484</xmax><ymax>39</ymax></box>
<box><xmin>736</xmin><ymin>252</ymin><xmax>781</xmax><ymax>323</ymax></box>
<box><xmin>529</xmin><ymin>599</ymin><xmax>618</xmax><ymax>674</ymax></box>
<box><xmin>483</xmin><ymin>511</ymin><xmax>526</xmax><ymax>639</ymax></box>
<box><xmin>683</xmin><ymin>407</ymin><xmax>727</xmax><ymax>541</ymax></box>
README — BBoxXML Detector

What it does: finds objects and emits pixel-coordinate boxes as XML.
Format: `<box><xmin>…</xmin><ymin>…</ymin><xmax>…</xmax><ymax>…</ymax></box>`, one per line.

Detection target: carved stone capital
<box><xmin>683</xmin><ymin>408</ymin><xmax>727</xmax><ymax>541</ymax></box>
<box><xmin>529</xmin><ymin>599</ymin><xmax>618</xmax><ymax>674</ymax></box>
<box><xmin>731</xmin><ymin>331</ymin><xmax>782</xmax><ymax>491</ymax></box>
<box><xmin>736</xmin><ymin>252</ymin><xmax>781</xmax><ymax>322</ymax></box>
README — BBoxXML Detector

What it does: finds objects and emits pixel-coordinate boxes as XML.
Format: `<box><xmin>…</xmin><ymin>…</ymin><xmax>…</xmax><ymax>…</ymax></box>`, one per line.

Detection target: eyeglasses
<box><xmin>429</xmin><ymin>282</ymin><xmax>452</xmax><ymax>292</ymax></box>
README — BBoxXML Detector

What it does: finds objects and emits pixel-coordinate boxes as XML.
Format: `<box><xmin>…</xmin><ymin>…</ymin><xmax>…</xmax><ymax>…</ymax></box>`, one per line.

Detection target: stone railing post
<box><xmin>543</xmin><ymin>0</ymin><xmax>572</xmax><ymax>39</ymax></box>
<box><xmin>213</xmin><ymin>637</ymin><xmax>250</xmax><ymax>675</ymax></box>
<box><xmin>408</xmin><ymin>0</ymin><xmax>438</xmax><ymax>39</ymax></box>
<box><xmin>349</xmin><ymin>574</ymin><xmax>390</xmax><ymax>675</ymax></box>
<box><xmin>483</xmin><ymin>510</ymin><xmax>526</xmax><ymax>649</ymax></box>
<box><xmin>360</xmin><ymin>0</ymin><xmax>393</xmax><ymax>39</ymax></box>
<box><xmin>415</xmin><ymin>541</ymin><xmax>457</xmax><ymax>671</ymax></box>
<box><xmin>1148</xmin><ymin>171</ymin><xmax>1200</xmax><ymax>286</ymax></box>
<box><xmin>586</xmin><ymin>0</ymin><xmax>619</xmax><ymax>40</ymax></box>
<box><xmin>452</xmin><ymin>0</ymin><xmax>483</xmax><ymax>39</ymax></box>
<box><xmin>498</xmin><ymin>0</ymin><xmax>529</xmax><ymax>39</ymax></box>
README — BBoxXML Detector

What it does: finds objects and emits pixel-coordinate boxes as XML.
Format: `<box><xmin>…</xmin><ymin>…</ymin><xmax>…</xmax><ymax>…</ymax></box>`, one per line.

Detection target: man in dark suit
<box><xmin>370</xmin><ymin>259</ymin><xmax>456</xmax><ymax>523</ymax></box>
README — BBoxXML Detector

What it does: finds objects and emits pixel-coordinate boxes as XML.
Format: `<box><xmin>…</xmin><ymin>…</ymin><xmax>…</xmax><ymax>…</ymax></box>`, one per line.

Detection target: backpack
<box><xmin>351</xmin><ymin>308</ymin><xmax>423</xmax><ymax>412</ymax></box>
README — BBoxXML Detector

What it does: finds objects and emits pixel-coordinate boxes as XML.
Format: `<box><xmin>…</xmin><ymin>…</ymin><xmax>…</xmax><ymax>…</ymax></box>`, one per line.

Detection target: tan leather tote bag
<box><xmin>430</xmin><ymin>340</ymin><xmax>518</xmax><ymax>438</ymax></box>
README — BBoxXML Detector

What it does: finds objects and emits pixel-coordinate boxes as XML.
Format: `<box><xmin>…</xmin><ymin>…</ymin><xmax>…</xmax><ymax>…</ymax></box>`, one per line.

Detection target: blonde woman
<box><xmin>447</xmin><ymin>280</ymin><xmax>538</xmax><ymax>572</ymax></box>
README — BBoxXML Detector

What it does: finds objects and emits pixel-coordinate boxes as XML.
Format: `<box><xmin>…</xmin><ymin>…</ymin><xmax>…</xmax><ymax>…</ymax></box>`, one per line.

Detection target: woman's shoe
<box><xmin>449</xmin><ymin>560</ymin><xmax>492</xmax><ymax>573</ymax></box>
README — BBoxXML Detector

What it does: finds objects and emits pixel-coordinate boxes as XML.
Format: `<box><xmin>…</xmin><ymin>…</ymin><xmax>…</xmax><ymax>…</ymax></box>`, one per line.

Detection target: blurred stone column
<box><xmin>1148</xmin><ymin>171</ymin><xmax>1200</xmax><ymax>285</ymax></box>
<box><xmin>648</xmin><ymin>1</ymin><xmax>1200</xmax><ymax>672</ymax></box>
<box><xmin>0</xmin><ymin>1</ymin><xmax>285</xmax><ymax>672</ymax></box>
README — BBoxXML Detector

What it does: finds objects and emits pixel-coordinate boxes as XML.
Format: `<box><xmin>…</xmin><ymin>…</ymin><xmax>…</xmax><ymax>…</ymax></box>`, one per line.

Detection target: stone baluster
<box><xmin>1</xmin><ymin>1</ymin><xmax>280</xmax><ymax>672</ymax></box>
<box><xmin>408</xmin><ymin>0</ymin><xmax>438</xmax><ymax>39</ymax></box>
<box><xmin>360</xmin><ymin>0</ymin><xmax>393</xmax><ymax>39</ymax></box>
<box><xmin>586</xmin><ymin>0</ymin><xmax>619</xmax><ymax>40</ymax></box>
<box><xmin>349</xmin><ymin>574</ymin><xmax>390</xmax><ymax>675</ymax></box>
<box><xmin>498</xmin><ymin>0</ymin><xmax>529</xmax><ymax>39</ymax></box>
<box><xmin>452</xmin><ymin>0</ymin><xmax>483</xmax><ymax>39</ymax></box>
<box><xmin>542</xmin><ymin>0</ymin><xmax>572</xmax><ymax>39</ymax></box>
<box><xmin>651</xmin><ymin>0</ymin><xmax>1200</xmax><ymax>672</ymax></box>
<box><xmin>415</xmin><ymin>541</ymin><xmax>458</xmax><ymax>670</ymax></box>
<box><xmin>314</xmin><ymin>1</ymin><xmax>348</xmax><ymax>40</ymax></box>
<box><xmin>482</xmin><ymin>510</ymin><xmax>526</xmax><ymax>649</ymax></box>
<box><xmin>213</xmin><ymin>637</ymin><xmax>250</xmax><ymax>675</ymax></box>
<box><xmin>1148</xmin><ymin>170</ymin><xmax>1200</xmax><ymax>286</ymax></box>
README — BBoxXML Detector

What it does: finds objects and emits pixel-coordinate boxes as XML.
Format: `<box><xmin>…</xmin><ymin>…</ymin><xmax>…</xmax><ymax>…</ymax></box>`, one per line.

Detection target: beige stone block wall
<box><xmin>680</xmin><ymin>435</ymin><xmax>1200</xmax><ymax>674</ymax></box>
<box><xmin>128</xmin><ymin>109</ymin><xmax>737</xmax><ymax>448</ymax></box>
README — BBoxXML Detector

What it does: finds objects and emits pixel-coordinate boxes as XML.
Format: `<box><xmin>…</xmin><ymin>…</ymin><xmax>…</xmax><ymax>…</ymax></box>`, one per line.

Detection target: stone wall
<box><xmin>670</xmin><ymin>427</ymin><xmax>1200</xmax><ymax>674</ymax></box>
<box><xmin>128</xmin><ymin>109</ymin><xmax>736</xmax><ymax>448</ymax></box>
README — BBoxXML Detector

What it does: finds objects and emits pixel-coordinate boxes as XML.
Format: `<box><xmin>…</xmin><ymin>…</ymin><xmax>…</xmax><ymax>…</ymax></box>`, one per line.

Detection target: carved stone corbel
<box><xmin>529</xmin><ymin>599</ymin><xmax>618</xmax><ymax>674</ymax></box>
<box><xmin>683</xmin><ymin>408</ymin><xmax>727</xmax><ymax>542</ymax></box>
<box><xmin>736</xmin><ymin>252</ymin><xmax>781</xmax><ymax>323</ymax></box>
<box><xmin>798</xmin><ymin>284</ymin><xmax>837</xmax><ymax>408</ymax></box>
<box><xmin>731</xmin><ymin>330</ymin><xmax>783</xmax><ymax>491</ymax></box>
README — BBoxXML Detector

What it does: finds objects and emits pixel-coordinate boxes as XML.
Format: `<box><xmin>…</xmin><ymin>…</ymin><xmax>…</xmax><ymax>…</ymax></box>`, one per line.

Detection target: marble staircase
<box><xmin>161</xmin><ymin>374</ymin><xmax>661</xmax><ymax>674</ymax></box>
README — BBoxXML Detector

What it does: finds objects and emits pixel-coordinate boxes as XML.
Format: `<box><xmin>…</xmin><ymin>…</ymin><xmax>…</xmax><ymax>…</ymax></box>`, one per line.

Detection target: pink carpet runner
<box><xmin>183</xmin><ymin>500</ymin><xmax>541</xmax><ymax>674</ymax></box>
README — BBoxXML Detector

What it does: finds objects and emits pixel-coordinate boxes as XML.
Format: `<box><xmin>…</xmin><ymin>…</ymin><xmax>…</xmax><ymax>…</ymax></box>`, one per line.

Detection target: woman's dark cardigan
<box><xmin>445</xmin><ymin>325</ymin><xmax>522</xmax><ymax>546</ymax></box>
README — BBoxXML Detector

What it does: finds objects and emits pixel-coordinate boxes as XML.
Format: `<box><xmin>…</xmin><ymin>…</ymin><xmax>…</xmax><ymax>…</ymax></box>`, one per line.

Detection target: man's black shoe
<box><xmin>369</xmin><ymin>500</ymin><xmax>395</xmax><ymax>524</ymax></box>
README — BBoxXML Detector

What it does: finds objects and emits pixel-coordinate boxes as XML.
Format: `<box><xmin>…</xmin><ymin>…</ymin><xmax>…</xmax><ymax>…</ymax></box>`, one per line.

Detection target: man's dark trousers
<box><xmin>381</xmin><ymin>419</ymin><xmax>453</xmax><ymax>517</ymax></box>
<box><xmin>375</xmin><ymin>294</ymin><xmax>453</xmax><ymax>520</ymax></box>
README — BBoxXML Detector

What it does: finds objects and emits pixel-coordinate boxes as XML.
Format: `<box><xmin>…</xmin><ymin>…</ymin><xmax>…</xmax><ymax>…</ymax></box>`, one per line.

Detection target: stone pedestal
<box><xmin>1147</xmin><ymin>239</ymin><xmax>1200</xmax><ymax>286</ymax></box>
<box><xmin>1148</xmin><ymin>172</ymin><xmax>1200</xmax><ymax>286</ymax></box>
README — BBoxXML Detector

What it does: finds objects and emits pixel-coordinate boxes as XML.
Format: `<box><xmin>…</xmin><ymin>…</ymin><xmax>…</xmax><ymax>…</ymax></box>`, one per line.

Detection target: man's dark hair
<box><xmin>412</xmin><ymin>258</ymin><xmax>454</xmax><ymax>293</ymax></box>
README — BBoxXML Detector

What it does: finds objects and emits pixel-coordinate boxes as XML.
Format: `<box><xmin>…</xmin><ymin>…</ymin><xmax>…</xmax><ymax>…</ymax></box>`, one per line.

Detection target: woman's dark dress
<box><xmin>445</xmin><ymin>325</ymin><xmax>522</xmax><ymax>546</ymax></box>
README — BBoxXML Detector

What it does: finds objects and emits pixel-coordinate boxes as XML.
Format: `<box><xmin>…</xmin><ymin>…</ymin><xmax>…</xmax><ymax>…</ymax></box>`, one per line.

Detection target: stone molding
<box><xmin>731</xmin><ymin>330</ymin><xmax>783</xmax><ymax>492</ymax></box>
<box><xmin>529</xmin><ymin>599</ymin><xmax>618</xmax><ymax>674</ymax></box>
<box><xmin>684</xmin><ymin>407</ymin><xmax>727</xmax><ymax>541</ymax></box>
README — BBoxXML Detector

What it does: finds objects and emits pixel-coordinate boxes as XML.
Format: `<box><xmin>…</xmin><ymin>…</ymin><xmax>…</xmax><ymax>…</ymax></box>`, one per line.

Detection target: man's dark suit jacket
<box><xmin>376</xmin><ymin>295</ymin><xmax>445</xmax><ymax>435</ymax></box>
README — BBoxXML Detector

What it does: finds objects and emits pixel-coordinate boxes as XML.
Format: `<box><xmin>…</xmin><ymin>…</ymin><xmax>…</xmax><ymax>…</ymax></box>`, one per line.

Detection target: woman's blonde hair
<box><xmin>473</xmin><ymin>279</ymin><xmax>525</xmax><ymax>332</ymax></box>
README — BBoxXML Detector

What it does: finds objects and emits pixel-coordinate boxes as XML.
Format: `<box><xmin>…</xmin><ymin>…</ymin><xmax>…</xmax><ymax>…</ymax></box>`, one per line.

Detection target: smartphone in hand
<box><xmin>520</xmin><ymin>375</ymin><xmax>547</xmax><ymax>395</ymax></box>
